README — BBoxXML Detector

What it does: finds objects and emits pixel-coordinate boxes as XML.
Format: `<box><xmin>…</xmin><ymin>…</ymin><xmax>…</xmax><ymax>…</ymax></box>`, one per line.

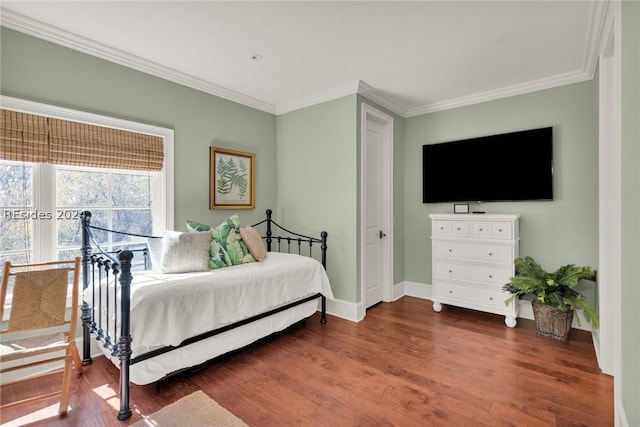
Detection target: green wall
<box><xmin>0</xmin><ymin>27</ymin><xmax>277</xmax><ymax>230</ymax></box>
<box><xmin>621</xmin><ymin>2</ymin><xmax>640</xmax><ymax>424</ymax></box>
<box><xmin>404</xmin><ymin>80</ymin><xmax>599</xmax><ymax>290</ymax></box>
<box><xmin>276</xmin><ymin>95</ymin><xmax>405</xmax><ymax>303</ymax></box>
<box><xmin>0</xmin><ymin>26</ymin><xmax>377</xmax><ymax>305</ymax></box>
<box><xmin>276</xmin><ymin>96</ymin><xmax>358</xmax><ymax>302</ymax></box>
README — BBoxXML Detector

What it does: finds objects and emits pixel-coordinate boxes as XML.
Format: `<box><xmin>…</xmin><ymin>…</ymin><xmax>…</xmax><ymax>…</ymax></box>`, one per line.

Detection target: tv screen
<box><xmin>422</xmin><ymin>127</ymin><xmax>553</xmax><ymax>203</ymax></box>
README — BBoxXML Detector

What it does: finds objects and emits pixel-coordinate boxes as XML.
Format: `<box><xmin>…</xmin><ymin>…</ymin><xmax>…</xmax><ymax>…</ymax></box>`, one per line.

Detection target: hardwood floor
<box><xmin>1</xmin><ymin>297</ymin><xmax>613</xmax><ymax>426</ymax></box>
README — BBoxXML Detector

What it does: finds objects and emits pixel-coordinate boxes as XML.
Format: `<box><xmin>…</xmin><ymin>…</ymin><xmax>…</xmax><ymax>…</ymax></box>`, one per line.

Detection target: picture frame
<box><xmin>210</xmin><ymin>147</ymin><xmax>255</xmax><ymax>210</ymax></box>
<box><xmin>453</xmin><ymin>203</ymin><xmax>469</xmax><ymax>214</ymax></box>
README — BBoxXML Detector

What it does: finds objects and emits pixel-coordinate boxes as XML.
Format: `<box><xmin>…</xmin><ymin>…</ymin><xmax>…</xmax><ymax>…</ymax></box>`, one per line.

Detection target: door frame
<box><xmin>596</xmin><ymin>0</ymin><xmax>620</xmax><ymax>378</ymax></box>
<box><xmin>360</xmin><ymin>103</ymin><xmax>394</xmax><ymax>316</ymax></box>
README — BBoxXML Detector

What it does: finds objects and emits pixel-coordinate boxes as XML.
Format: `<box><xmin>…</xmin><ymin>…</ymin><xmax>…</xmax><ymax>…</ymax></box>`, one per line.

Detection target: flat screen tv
<box><xmin>422</xmin><ymin>127</ymin><xmax>553</xmax><ymax>203</ymax></box>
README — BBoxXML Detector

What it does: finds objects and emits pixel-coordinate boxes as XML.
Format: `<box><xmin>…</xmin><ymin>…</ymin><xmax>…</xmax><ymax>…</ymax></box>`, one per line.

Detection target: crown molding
<box><xmin>276</xmin><ymin>80</ymin><xmax>407</xmax><ymax>117</ymax></box>
<box><xmin>405</xmin><ymin>68</ymin><xmax>593</xmax><ymax>117</ymax></box>
<box><xmin>0</xmin><ymin>9</ymin><xmax>276</xmax><ymax>115</ymax></box>
<box><xmin>275</xmin><ymin>80</ymin><xmax>361</xmax><ymax>115</ymax></box>
<box><xmin>356</xmin><ymin>81</ymin><xmax>405</xmax><ymax>117</ymax></box>
<box><xmin>406</xmin><ymin>1</ymin><xmax>609</xmax><ymax>117</ymax></box>
<box><xmin>584</xmin><ymin>0</ymin><xmax>610</xmax><ymax>74</ymax></box>
<box><xmin>1</xmin><ymin>3</ymin><xmax>610</xmax><ymax>119</ymax></box>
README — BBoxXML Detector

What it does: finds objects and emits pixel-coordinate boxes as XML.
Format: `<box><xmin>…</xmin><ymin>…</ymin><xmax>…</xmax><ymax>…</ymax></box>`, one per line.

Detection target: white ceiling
<box><xmin>0</xmin><ymin>1</ymin><xmax>606</xmax><ymax>117</ymax></box>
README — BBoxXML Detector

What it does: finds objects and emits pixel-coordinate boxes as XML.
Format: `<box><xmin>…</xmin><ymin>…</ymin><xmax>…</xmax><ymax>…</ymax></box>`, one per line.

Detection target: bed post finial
<box><xmin>265</xmin><ymin>209</ymin><xmax>272</xmax><ymax>252</ymax></box>
<box><xmin>117</xmin><ymin>250</ymin><xmax>133</xmax><ymax>420</ymax></box>
<box><xmin>80</xmin><ymin>211</ymin><xmax>93</xmax><ymax>366</ymax></box>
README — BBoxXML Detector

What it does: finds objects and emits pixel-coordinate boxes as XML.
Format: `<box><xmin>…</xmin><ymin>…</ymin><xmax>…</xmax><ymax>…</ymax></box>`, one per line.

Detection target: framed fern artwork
<box><xmin>209</xmin><ymin>147</ymin><xmax>255</xmax><ymax>209</ymax></box>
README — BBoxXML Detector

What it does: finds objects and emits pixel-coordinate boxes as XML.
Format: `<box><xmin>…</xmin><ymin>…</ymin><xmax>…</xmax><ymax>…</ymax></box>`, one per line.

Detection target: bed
<box><xmin>79</xmin><ymin>209</ymin><xmax>332</xmax><ymax>420</ymax></box>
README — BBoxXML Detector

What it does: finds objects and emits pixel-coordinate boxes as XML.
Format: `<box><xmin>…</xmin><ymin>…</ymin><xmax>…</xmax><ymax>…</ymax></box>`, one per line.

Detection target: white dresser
<box><xmin>429</xmin><ymin>213</ymin><xmax>520</xmax><ymax>327</ymax></box>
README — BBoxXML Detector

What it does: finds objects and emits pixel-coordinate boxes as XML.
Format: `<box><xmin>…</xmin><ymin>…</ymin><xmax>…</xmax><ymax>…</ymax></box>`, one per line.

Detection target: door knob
<box><xmin>379</xmin><ymin>230</ymin><xmax>386</xmax><ymax>239</ymax></box>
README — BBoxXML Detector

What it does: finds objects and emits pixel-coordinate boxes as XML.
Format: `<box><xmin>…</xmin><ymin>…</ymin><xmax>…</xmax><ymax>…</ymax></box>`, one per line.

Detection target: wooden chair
<box><xmin>1</xmin><ymin>257</ymin><xmax>82</xmax><ymax>416</ymax></box>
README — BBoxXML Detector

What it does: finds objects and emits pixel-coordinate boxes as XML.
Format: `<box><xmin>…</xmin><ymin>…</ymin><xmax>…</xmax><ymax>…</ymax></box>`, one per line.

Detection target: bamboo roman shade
<box><xmin>0</xmin><ymin>109</ymin><xmax>164</xmax><ymax>171</ymax></box>
<box><xmin>0</xmin><ymin>109</ymin><xmax>49</xmax><ymax>163</ymax></box>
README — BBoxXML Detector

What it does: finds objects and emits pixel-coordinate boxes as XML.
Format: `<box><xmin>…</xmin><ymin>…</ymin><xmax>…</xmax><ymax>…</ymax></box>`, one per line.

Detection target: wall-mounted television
<box><xmin>422</xmin><ymin>127</ymin><xmax>553</xmax><ymax>203</ymax></box>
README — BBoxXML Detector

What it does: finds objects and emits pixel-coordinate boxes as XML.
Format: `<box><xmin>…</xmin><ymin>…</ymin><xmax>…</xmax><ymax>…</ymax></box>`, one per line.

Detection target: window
<box><xmin>0</xmin><ymin>162</ymin><xmax>33</xmax><ymax>264</ymax></box>
<box><xmin>55</xmin><ymin>165</ymin><xmax>156</xmax><ymax>259</ymax></box>
<box><xmin>0</xmin><ymin>96</ymin><xmax>174</xmax><ymax>269</ymax></box>
<box><xmin>1</xmin><ymin>161</ymin><xmax>157</xmax><ymax>263</ymax></box>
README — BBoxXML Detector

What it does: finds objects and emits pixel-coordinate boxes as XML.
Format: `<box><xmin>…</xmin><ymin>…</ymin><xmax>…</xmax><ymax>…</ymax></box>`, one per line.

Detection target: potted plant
<box><xmin>502</xmin><ymin>256</ymin><xmax>599</xmax><ymax>340</ymax></box>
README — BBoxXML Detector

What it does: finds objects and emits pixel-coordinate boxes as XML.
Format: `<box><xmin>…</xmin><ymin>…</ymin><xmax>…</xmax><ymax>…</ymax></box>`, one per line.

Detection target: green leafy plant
<box><xmin>503</xmin><ymin>256</ymin><xmax>599</xmax><ymax>328</ymax></box>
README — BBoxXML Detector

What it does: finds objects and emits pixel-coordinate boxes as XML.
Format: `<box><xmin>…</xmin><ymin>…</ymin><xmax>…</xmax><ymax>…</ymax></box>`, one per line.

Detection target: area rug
<box><xmin>131</xmin><ymin>390</ymin><xmax>249</xmax><ymax>427</ymax></box>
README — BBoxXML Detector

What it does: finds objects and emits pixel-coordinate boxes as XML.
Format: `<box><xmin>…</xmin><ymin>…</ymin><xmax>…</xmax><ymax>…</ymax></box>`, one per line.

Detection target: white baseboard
<box><xmin>0</xmin><ymin>337</ymin><xmax>96</xmax><ymax>383</ymax></box>
<box><xmin>403</xmin><ymin>281</ymin><xmax>432</xmax><ymax>300</ymax></box>
<box><xmin>617</xmin><ymin>399</ymin><xmax>630</xmax><ymax>427</ymax></box>
<box><xmin>386</xmin><ymin>281</ymin><xmax>594</xmax><ymax>332</ymax></box>
<box><xmin>392</xmin><ymin>282</ymin><xmax>405</xmax><ymax>301</ymax></box>
<box><xmin>1</xmin><ymin>352</ymin><xmax>66</xmax><ymax>383</ymax></box>
<box><xmin>325</xmin><ymin>297</ymin><xmax>364</xmax><ymax>322</ymax></box>
<box><xmin>324</xmin><ymin>283</ymin><xmax>433</xmax><ymax>322</ymax></box>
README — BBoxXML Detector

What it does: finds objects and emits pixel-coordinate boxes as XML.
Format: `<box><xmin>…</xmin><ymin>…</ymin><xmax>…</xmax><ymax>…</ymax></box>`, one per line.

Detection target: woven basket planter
<box><xmin>531</xmin><ymin>301</ymin><xmax>573</xmax><ymax>341</ymax></box>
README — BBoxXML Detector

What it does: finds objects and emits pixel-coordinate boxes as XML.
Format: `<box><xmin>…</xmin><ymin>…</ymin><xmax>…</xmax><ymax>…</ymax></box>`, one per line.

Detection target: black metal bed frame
<box><xmin>79</xmin><ymin>209</ymin><xmax>328</xmax><ymax>420</ymax></box>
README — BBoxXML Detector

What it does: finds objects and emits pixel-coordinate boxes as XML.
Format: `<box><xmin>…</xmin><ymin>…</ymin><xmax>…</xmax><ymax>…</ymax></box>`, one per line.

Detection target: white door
<box><xmin>362</xmin><ymin>105</ymin><xmax>393</xmax><ymax>310</ymax></box>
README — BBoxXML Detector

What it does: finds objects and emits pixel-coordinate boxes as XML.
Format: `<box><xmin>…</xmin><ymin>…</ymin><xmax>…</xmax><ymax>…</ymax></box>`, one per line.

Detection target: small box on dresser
<box><xmin>429</xmin><ymin>213</ymin><xmax>520</xmax><ymax>327</ymax></box>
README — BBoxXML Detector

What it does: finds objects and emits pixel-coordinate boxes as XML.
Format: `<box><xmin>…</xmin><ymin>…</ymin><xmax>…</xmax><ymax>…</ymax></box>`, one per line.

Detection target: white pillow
<box><xmin>159</xmin><ymin>230</ymin><xmax>211</xmax><ymax>273</ymax></box>
<box><xmin>146</xmin><ymin>237</ymin><xmax>163</xmax><ymax>270</ymax></box>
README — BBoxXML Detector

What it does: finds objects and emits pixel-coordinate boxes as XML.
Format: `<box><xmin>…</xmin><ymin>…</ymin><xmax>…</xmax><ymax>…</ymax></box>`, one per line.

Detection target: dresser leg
<box><xmin>505</xmin><ymin>316</ymin><xmax>517</xmax><ymax>328</ymax></box>
<box><xmin>432</xmin><ymin>301</ymin><xmax>443</xmax><ymax>312</ymax></box>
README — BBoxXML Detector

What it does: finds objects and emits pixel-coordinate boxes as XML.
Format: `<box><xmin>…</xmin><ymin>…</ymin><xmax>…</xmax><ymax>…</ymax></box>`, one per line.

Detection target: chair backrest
<box><xmin>1</xmin><ymin>258</ymin><xmax>81</xmax><ymax>335</ymax></box>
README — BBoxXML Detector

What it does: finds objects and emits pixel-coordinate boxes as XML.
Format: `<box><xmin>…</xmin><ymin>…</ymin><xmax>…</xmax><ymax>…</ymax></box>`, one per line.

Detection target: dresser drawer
<box><xmin>433</xmin><ymin>241</ymin><xmax>513</xmax><ymax>265</ymax></box>
<box><xmin>470</xmin><ymin>221</ymin><xmax>513</xmax><ymax>240</ymax></box>
<box><xmin>434</xmin><ymin>261</ymin><xmax>512</xmax><ymax>286</ymax></box>
<box><xmin>433</xmin><ymin>220</ymin><xmax>469</xmax><ymax>237</ymax></box>
<box><xmin>434</xmin><ymin>281</ymin><xmax>510</xmax><ymax>312</ymax></box>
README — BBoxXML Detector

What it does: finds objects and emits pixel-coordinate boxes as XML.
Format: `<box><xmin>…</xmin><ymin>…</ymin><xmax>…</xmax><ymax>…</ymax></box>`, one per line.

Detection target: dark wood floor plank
<box><xmin>0</xmin><ymin>297</ymin><xmax>613</xmax><ymax>426</ymax></box>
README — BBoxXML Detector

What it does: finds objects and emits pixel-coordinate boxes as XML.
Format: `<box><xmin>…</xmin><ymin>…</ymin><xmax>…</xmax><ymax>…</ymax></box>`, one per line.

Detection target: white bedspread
<box><xmin>84</xmin><ymin>252</ymin><xmax>333</xmax><ymax>357</ymax></box>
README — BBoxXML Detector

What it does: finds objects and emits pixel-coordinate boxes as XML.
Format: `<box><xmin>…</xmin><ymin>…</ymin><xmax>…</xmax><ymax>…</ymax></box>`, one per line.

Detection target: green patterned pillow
<box><xmin>186</xmin><ymin>215</ymin><xmax>255</xmax><ymax>269</ymax></box>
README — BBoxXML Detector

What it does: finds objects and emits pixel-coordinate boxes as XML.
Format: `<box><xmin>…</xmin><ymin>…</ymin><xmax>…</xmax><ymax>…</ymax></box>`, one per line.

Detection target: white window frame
<box><xmin>0</xmin><ymin>95</ymin><xmax>174</xmax><ymax>261</ymax></box>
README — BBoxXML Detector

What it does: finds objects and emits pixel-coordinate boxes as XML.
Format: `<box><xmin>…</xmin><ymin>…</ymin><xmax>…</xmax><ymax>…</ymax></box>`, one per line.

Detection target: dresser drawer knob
<box><xmin>449</xmin><ymin>290</ymin><xmax>453</xmax><ymax>294</ymax></box>
<box><xmin>479</xmin><ymin>228</ymin><xmax>483</xmax><ymax>232</ymax></box>
<box><xmin>489</xmin><ymin>252</ymin><xmax>493</xmax><ymax>256</ymax></box>
<box><xmin>489</xmin><ymin>275</ymin><xmax>493</xmax><ymax>278</ymax></box>
<box><xmin>449</xmin><ymin>270</ymin><xmax>453</xmax><ymax>273</ymax></box>
<box><xmin>448</xmin><ymin>249</ymin><xmax>452</xmax><ymax>253</ymax></box>
<box><xmin>498</xmin><ymin>229</ymin><xmax>503</xmax><ymax>232</ymax></box>
<box><xmin>489</xmin><ymin>297</ymin><xmax>494</xmax><ymax>301</ymax></box>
